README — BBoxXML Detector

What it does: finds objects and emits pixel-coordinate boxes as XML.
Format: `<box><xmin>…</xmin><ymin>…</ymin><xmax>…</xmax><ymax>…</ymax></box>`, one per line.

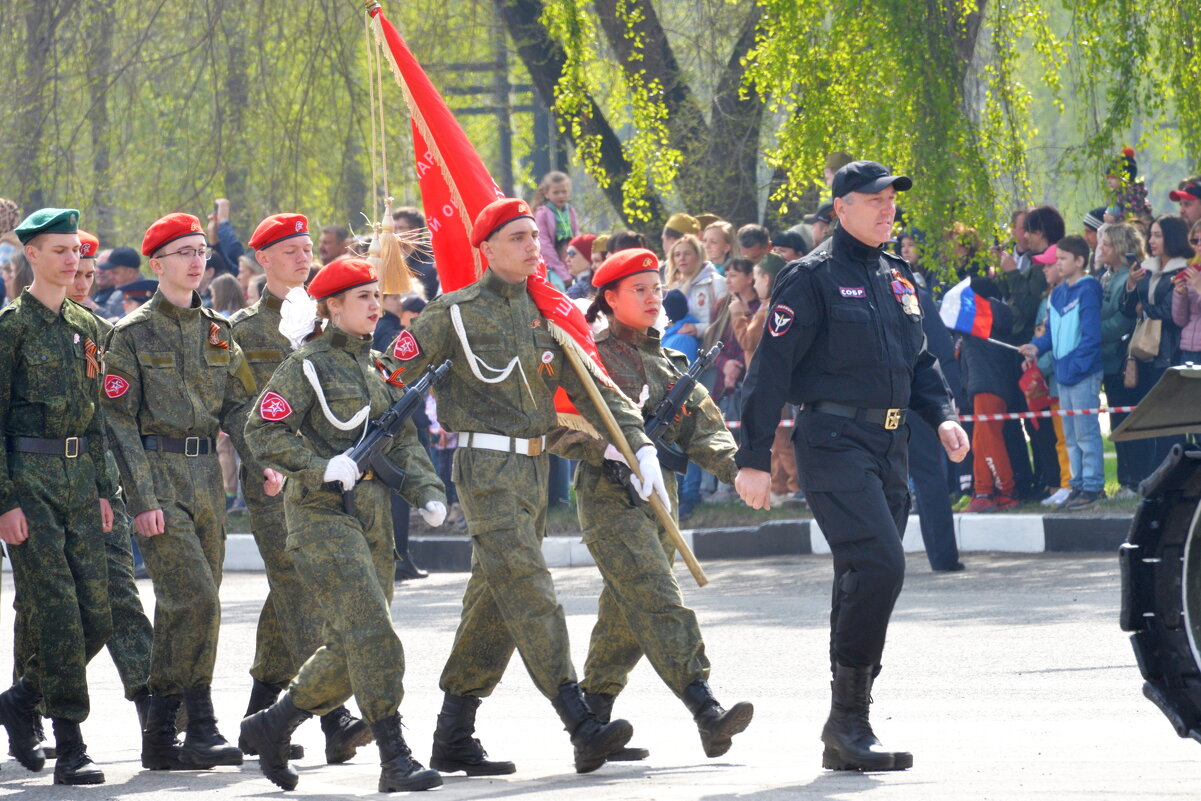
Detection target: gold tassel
<box><xmin>556</xmin><ymin>411</ymin><xmax>601</xmax><ymax>438</ymax></box>
<box><xmin>367</xmin><ymin>197</ymin><xmax>419</xmax><ymax>296</ymax></box>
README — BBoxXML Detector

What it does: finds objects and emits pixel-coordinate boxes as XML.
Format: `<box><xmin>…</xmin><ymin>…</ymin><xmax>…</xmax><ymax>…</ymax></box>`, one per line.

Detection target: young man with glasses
<box><xmin>102</xmin><ymin>212</ymin><xmax>268</xmax><ymax>772</ymax></box>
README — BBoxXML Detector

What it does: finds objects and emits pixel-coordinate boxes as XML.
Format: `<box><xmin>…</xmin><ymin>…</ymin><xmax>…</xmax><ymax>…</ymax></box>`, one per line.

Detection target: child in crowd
<box><xmin>661</xmin><ymin>288</ymin><xmax>700</xmax><ymax>362</ymax></box>
<box><xmin>1032</xmin><ymin>248</ymin><xmax>1073</xmax><ymax>507</ymax></box>
<box><xmin>533</xmin><ymin>171</ymin><xmax>578</xmax><ymax>290</ymax></box>
<box><xmin>1104</xmin><ymin>147</ymin><xmax>1152</xmax><ymax>222</ymax></box>
<box><xmin>1021</xmin><ymin>236</ymin><xmax>1105</xmax><ymax>510</ymax></box>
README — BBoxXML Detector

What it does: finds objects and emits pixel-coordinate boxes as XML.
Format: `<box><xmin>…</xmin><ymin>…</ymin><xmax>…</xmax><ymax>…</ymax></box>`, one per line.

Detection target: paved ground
<box><xmin>1</xmin><ymin>553</ymin><xmax>1197</xmax><ymax>799</ymax></box>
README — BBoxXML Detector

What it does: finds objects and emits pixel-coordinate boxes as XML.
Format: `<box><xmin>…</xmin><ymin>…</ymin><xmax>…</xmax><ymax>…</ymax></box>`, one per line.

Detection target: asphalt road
<box><xmin>1</xmin><ymin>553</ymin><xmax>1197</xmax><ymax>799</ymax></box>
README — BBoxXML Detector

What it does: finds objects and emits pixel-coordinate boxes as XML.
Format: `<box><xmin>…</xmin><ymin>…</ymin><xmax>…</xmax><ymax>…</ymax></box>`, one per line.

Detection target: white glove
<box><xmin>419</xmin><ymin>500</ymin><xmax>447</xmax><ymax>527</ymax></box>
<box><xmin>602</xmin><ymin>444</ymin><xmax>629</xmax><ymax>467</ymax></box>
<box><xmin>629</xmin><ymin>444</ymin><xmax>671</xmax><ymax>512</ymax></box>
<box><xmin>323</xmin><ymin>453</ymin><xmax>359</xmax><ymax>492</ymax></box>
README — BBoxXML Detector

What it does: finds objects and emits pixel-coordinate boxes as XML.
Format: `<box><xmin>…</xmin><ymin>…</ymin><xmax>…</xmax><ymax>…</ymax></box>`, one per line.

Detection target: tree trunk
<box><xmin>87</xmin><ymin>0</ymin><xmax>116</xmax><ymax>242</ymax></box>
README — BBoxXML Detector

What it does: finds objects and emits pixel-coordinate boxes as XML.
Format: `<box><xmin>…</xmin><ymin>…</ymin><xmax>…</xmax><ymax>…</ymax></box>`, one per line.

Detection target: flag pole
<box><xmin>558</xmin><ymin>344</ymin><xmax>709</xmax><ymax>588</ymax></box>
<box><xmin>985</xmin><ymin>336</ymin><xmax>1023</xmax><ymax>353</ymax></box>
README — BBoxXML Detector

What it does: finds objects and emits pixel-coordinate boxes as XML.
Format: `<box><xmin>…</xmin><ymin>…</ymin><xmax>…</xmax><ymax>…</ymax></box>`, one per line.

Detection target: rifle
<box><xmin>644</xmin><ymin>343</ymin><xmax>721</xmax><ymax>474</ymax></box>
<box><xmin>336</xmin><ymin>359</ymin><xmax>451</xmax><ymax>514</ymax></box>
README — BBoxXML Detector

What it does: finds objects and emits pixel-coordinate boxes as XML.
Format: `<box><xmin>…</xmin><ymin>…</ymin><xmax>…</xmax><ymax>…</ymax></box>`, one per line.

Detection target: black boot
<box><xmin>179</xmin><ymin>686</ymin><xmax>243</xmax><ymax>767</ymax></box>
<box><xmin>133</xmin><ymin>691</ymin><xmax>151</xmax><ymax>733</ymax></box>
<box><xmin>585</xmin><ymin>692</ymin><xmax>649</xmax><ymax>761</ymax></box>
<box><xmin>0</xmin><ymin>679</ymin><xmax>46</xmax><ymax>771</ymax></box>
<box><xmin>820</xmin><ymin>664</ymin><xmax>912</xmax><ymax>771</ymax></box>
<box><xmin>429</xmin><ymin>693</ymin><xmax>516</xmax><ymax>775</ymax></box>
<box><xmin>551</xmin><ymin>682</ymin><xmax>633</xmax><ymax>774</ymax></box>
<box><xmin>321</xmin><ymin>704</ymin><xmax>374</xmax><ymax>764</ymax></box>
<box><xmin>51</xmin><ymin>719</ymin><xmax>104</xmax><ymax>785</ymax></box>
<box><xmin>681</xmin><ymin>679</ymin><xmax>754</xmax><ymax>758</ymax></box>
<box><xmin>395</xmin><ymin>552</ymin><xmax>429</xmax><ymax>581</ymax></box>
<box><xmin>141</xmin><ymin>694</ymin><xmax>187</xmax><ymax>770</ymax></box>
<box><xmin>240</xmin><ymin>692</ymin><xmax>312</xmax><ymax>790</ymax></box>
<box><xmin>238</xmin><ymin>679</ymin><xmax>305</xmax><ymax>759</ymax></box>
<box><xmin>373</xmin><ymin>713</ymin><xmax>442</xmax><ymax>792</ymax></box>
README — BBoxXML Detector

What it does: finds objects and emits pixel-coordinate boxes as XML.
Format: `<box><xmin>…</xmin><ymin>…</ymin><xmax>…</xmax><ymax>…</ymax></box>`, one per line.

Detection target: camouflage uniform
<box><xmin>102</xmin><ymin>290</ymin><xmax>255</xmax><ymax>696</ymax></box>
<box><xmin>552</xmin><ymin>319</ymin><xmax>738</xmax><ymax>698</ymax></box>
<box><xmin>245</xmin><ymin>326</ymin><xmax>444</xmax><ymax>723</ymax></box>
<box><xmin>381</xmin><ymin>268</ymin><xmax>651</xmax><ymax>701</ymax></box>
<box><xmin>228</xmin><ymin>289</ymin><xmax>321</xmax><ymax>688</ymax></box>
<box><xmin>0</xmin><ymin>291</ymin><xmax>114</xmax><ymax>722</ymax></box>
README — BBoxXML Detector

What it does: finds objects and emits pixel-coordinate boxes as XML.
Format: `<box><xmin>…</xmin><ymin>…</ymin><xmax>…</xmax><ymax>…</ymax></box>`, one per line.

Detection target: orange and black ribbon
<box><xmin>209</xmin><ymin>322</ymin><xmax>230</xmax><ymax>349</ymax></box>
<box><xmin>375</xmin><ymin>359</ymin><xmax>407</xmax><ymax>389</ymax></box>
<box><xmin>83</xmin><ymin>338</ymin><xmax>100</xmax><ymax>379</ymax></box>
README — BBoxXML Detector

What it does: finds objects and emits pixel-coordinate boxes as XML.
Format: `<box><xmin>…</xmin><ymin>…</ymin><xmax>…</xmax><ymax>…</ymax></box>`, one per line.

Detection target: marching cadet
<box><xmin>11</xmin><ymin>230</ymin><xmax>155</xmax><ymax>760</ymax></box>
<box><xmin>229</xmin><ymin>213</ymin><xmax>370</xmax><ymax>764</ymax></box>
<box><xmin>102</xmin><ymin>212</ymin><xmax>264</xmax><ymax>771</ymax></box>
<box><xmin>552</xmin><ymin>248</ymin><xmax>753</xmax><ymax>761</ymax></box>
<box><xmin>380</xmin><ymin>198</ymin><xmax>670</xmax><ymax>776</ymax></box>
<box><xmin>0</xmin><ymin>210</ymin><xmax>114</xmax><ymax>785</ymax></box>
<box><xmin>241</xmin><ymin>257</ymin><xmax>447</xmax><ymax>793</ymax></box>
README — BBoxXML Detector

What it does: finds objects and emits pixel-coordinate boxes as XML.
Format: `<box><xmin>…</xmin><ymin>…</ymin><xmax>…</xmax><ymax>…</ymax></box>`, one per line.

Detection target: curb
<box><xmin>216</xmin><ymin>513</ymin><xmax>1132</xmax><ymax>572</ymax></box>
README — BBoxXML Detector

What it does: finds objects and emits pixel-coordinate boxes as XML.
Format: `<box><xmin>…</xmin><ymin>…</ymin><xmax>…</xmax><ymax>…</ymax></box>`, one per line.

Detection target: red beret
<box><xmin>592</xmin><ymin>248</ymin><xmax>660</xmax><ymax>287</ymax></box>
<box><xmin>142</xmin><ymin>212</ymin><xmax>205</xmax><ymax>257</ymax></box>
<box><xmin>249</xmin><ymin>212</ymin><xmax>310</xmax><ymax>251</ymax></box>
<box><xmin>568</xmin><ymin>233</ymin><xmax>596</xmax><ymax>262</ymax></box>
<box><xmin>308</xmin><ymin>257</ymin><xmax>377</xmax><ymax>301</ymax></box>
<box><xmin>77</xmin><ymin>230</ymin><xmax>100</xmax><ymax>260</ymax></box>
<box><xmin>471</xmin><ymin>198</ymin><xmax>534</xmax><ymax>248</ymax></box>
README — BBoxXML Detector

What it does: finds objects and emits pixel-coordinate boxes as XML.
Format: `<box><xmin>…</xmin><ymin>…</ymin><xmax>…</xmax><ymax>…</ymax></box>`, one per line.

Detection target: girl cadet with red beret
<box><xmin>550</xmin><ymin>247</ymin><xmax>754</xmax><ymax>760</ymax></box>
<box><xmin>242</xmin><ymin>257</ymin><xmax>446</xmax><ymax>793</ymax></box>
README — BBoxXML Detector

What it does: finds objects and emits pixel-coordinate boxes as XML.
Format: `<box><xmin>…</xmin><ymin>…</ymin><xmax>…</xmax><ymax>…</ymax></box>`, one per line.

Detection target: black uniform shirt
<box><xmin>735</xmin><ymin>225</ymin><xmax>957</xmax><ymax>472</ymax></box>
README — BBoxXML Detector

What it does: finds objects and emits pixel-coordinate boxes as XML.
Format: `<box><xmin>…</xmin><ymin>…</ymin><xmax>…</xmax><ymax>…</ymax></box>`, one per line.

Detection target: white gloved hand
<box><xmin>629</xmin><ymin>444</ymin><xmax>671</xmax><ymax>512</ymax></box>
<box><xmin>323</xmin><ymin>453</ymin><xmax>359</xmax><ymax>492</ymax></box>
<box><xmin>419</xmin><ymin>500</ymin><xmax>447</xmax><ymax>527</ymax></box>
<box><xmin>602</xmin><ymin>444</ymin><xmax>629</xmax><ymax>467</ymax></box>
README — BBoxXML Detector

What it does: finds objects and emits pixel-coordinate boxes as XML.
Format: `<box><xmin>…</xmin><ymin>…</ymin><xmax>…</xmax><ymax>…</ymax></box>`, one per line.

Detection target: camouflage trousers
<box><xmin>138</xmin><ymin>450</ymin><xmax>225</xmax><ymax>696</ymax></box>
<box><xmin>285</xmin><ymin>479</ymin><xmax>403</xmax><ymax>724</ymax></box>
<box><xmin>6</xmin><ymin>452</ymin><xmax>112</xmax><ymax>722</ymax></box>
<box><xmin>241</xmin><ymin>468</ymin><xmax>322</xmax><ymax>689</ymax></box>
<box><xmin>439</xmin><ymin>449</ymin><xmax>576</xmax><ymax>701</ymax></box>
<box><xmin>575</xmin><ymin>463</ymin><xmax>709</xmax><ymax>698</ymax></box>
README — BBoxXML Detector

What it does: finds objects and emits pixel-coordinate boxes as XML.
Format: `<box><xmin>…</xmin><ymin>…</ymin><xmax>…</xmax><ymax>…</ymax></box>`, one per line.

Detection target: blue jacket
<box><xmin>662</xmin><ymin>314</ymin><xmax>701</xmax><ymax>363</ymax></box>
<box><xmin>1031</xmin><ymin>274</ymin><xmax>1103</xmax><ymax>386</ymax></box>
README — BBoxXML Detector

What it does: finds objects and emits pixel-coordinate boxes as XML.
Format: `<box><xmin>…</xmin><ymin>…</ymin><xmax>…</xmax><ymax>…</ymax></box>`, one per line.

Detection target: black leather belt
<box><xmin>802</xmin><ymin>401</ymin><xmax>907</xmax><ymax>430</ymax></box>
<box><xmin>141</xmin><ymin>435</ymin><xmax>215</xmax><ymax>456</ymax></box>
<box><xmin>7</xmin><ymin>436</ymin><xmax>88</xmax><ymax>458</ymax></box>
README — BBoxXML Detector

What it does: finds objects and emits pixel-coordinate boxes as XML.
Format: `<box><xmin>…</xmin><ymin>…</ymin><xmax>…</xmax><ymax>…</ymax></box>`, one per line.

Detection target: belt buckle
<box><xmin>527</xmin><ymin>437</ymin><xmax>543</xmax><ymax>457</ymax></box>
<box><xmin>884</xmin><ymin>409</ymin><xmax>902</xmax><ymax>430</ymax></box>
<box><xmin>64</xmin><ymin>437</ymin><xmax>80</xmax><ymax>458</ymax></box>
<box><xmin>184</xmin><ymin>436</ymin><xmax>201</xmax><ymax>457</ymax></box>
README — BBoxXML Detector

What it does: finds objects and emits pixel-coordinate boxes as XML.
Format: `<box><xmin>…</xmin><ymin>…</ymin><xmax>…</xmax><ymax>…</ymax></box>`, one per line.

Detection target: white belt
<box><xmin>460</xmin><ymin>432</ymin><xmax>546</xmax><ymax>457</ymax></box>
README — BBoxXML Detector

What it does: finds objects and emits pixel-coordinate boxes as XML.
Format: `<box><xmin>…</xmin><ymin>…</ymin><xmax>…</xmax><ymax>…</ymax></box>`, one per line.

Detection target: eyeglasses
<box><xmin>566</xmin><ymin>249</ymin><xmax>578</xmax><ymax>257</ymax></box>
<box><xmin>158</xmin><ymin>246</ymin><xmax>212</xmax><ymax>262</ymax></box>
<box><xmin>621</xmin><ymin>285</ymin><xmax>666</xmax><ymax>299</ymax></box>
<box><xmin>1191</xmin><ymin>237</ymin><xmax>1201</xmax><ymax>247</ymax></box>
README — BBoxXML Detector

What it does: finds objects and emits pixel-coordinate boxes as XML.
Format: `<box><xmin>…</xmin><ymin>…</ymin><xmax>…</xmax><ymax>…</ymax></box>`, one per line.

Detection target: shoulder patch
<box><xmin>103</xmin><ymin>373</ymin><xmax>131</xmax><ymax>399</ymax></box>
<box><xmin>259</xmin><ymin>391</ymin><xmax>293</xmax><ymax>421</ymax></box>
<box><xmin>768</xmin><ymin>304</ymin><xmax>795</xmax><ymax>337</ymax></box>
<box><xmin>392</xmin><ymin>330</ymin><xmax>421</xmax><ymax>360</ymax></box>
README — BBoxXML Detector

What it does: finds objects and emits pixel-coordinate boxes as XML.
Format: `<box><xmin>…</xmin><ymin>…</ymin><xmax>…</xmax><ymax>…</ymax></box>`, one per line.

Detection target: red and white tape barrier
<box><xmin>724</xmin><ymin>405</ymin><xmax>1137</xmax><ymax>429</ymax></box>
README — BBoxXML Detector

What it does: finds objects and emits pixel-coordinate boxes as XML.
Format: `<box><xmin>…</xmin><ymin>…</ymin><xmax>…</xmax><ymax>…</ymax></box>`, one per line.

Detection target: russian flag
<box><xmin>939</xmin><ymin>277</ymin><xmax>995</xmax><ymax>338</ymax></box>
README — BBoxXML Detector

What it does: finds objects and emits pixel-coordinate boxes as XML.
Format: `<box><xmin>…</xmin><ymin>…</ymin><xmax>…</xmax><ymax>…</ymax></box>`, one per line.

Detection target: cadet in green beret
<box><xmin>0</xmin><ymin>209</ymin><xmax>114</xmax><ymax>785</ymax></box>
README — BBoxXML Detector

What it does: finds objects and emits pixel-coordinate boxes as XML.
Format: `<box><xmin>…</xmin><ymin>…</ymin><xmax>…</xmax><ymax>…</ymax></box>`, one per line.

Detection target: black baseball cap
<box><xmin>99</xmin><ymin>245</ymin><xmax>141</xmax><ymax>271</ymax></box>
<box><xmin>832</xmin><ymin>161</ymin><xmax>913</xmax><ymax>199</ymax></box>
<box><xmin>803</xmin><ymin>203</ymin><xmax>835</xmax><ymax>225</ymax></box>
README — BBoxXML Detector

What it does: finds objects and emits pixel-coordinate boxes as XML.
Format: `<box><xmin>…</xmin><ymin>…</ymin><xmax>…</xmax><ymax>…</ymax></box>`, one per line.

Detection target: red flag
<box><xmin>368</xmin><ymin>3</ymin><xmax>620</xmax><ymax>424</ymax></box>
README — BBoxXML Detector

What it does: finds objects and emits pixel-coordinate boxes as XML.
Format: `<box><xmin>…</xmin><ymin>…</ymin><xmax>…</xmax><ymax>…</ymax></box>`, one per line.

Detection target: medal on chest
<box><xmin>889</xmin><ymin>268</ymin><xmax>921</xmax><ymax>318</ymax></box>
<box><xmin>538</xmin><ymin>350</ymin><xmax>555</xmax><ymax>376</ymax></box>
<box><xmin>208</xmin><ymin>321</ymin><xmax>230</xmax><ymax>349</ymax></box>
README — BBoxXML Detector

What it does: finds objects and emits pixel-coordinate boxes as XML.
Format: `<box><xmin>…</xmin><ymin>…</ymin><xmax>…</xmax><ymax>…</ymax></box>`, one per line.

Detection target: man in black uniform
<box><xmin>735</xmin><ymin>161</ymin><xmax>970</xmax><ymax>772</ymax></box>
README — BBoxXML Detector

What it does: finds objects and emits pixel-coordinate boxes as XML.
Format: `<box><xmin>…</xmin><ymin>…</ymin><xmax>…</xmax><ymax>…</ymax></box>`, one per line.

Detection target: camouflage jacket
<box><xmin>244</xmin><ymin>326</ymin><xmax>443</xmax><ymax>507</ymax></box>
<box><xmin>102</xmin><ymin>290</ymin><xmax>256</xmax><ymax>516</ymax></box>
<box><xmin>380</xmin><ymin>268</ymin><xmax>651</xmax><ymax>450</ymax></box>
<box><xmin>0</xmin><ymin>291</ymin><xmax>115</xmax><ymax>514</ymax></box>
<box><xmin>551</xmin><ymin>318</ymin><xmax>738</xmax><ymax>484</ymax></box>
<box><xmin>227</xmin><ymin>288</ymin><xmax>289</xmax><ymax>474</ymax></box>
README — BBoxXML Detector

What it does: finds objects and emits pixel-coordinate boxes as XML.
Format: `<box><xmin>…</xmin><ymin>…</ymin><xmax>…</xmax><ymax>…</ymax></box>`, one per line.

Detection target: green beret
<box><xmin>757</xmin><ymin>252</ymin><xmax>788</xmax><ymax>278</ymax></box>
<box><xmin>14</xmin><ymin>208</ymin><xmax>80</xmax><ymax>245</ymax></box>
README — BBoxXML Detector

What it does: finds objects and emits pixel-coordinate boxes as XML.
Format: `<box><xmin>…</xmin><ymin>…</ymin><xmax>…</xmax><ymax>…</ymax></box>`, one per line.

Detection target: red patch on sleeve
<box><xmin>259</xmin><ymin>391</ymin><xmax>293</xmax><ymax>421</ymax></box>
<box><xmin>104</xmin><ymin>374</ymin><xmax>130</xmax><ymax>399</ymax></box>
<box><xmin>392</xmin><ymin>330</ymin><xmax>421</xmax><ymax>361</ymax></box>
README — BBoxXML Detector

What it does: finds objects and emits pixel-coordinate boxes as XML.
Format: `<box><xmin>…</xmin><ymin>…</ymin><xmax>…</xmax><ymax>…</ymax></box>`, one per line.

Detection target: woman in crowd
<box><xmin>701</xmin><ymin>222</ymin><xmax>738</xmax><ymax>275</ymax></box>
<box><xmin>3</xmin><ymin>248</ymin><xmax>34</xmax><ymax>306</ymax></box>
<box><xmin>1097</xmin><ymin>222</ymin><xmax>1146</xmax><ymax>497</ymax></box>
<box><xmin>703</xmin><ymin>258</ymin><xmax>756</xmax><ymax>406</ymax></box>
<box><xmin>209</xmin><ymin>273</ymin><xmax>245</xmax><ymax>318</ymax></box>
<box><xmin>1173</xmin><ymin>219</ymin><xmax>1201</xmax><ymax>364</ymax></box>
<box><xmin>665</xmin><ymin>234</ymin><xmax>726</xmax><ymax>340</ymax></box>
<box><xmin>237</xmin><ymin>254</ymin><xmax>264</xmax><ymax>297</ymax></box>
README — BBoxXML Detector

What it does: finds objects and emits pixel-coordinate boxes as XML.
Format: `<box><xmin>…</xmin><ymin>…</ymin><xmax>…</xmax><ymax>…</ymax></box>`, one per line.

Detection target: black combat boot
<box><xmin>141</xmin><ymin>695</ymin><xmax>187</xmax><ymax>770</ymax></box>
<box><xmin>585</xmin><ymin>691</ymin><xmax>649</xmax><ymax>761</ymax></box>
<box><xmin>321</xmin><ymin>704</ymin><xmax>374</xmax><ymax>764</ymax></box>
<box><xmin>51</xmin><ymin>719</ymin><xmax>104</xmax><ymax>785</ymax></box>
<box><xmin>372</xmin><ymin>713</ymin><xmax>442</xmax><ymax>792</ymax></box>
<box><xmin>395</xmin><ymin>552</ymin><xmax>428</xmax><ymax>580</ymax></box>
<box><xmin>550</xmin><ymin>682</ymin><xmax>633</xmax><ymax>774</ymax></box>
<box><xmin>133</xmin><ymin>690</ymin><xmax>151</xmax><ymax>734</ymax></box>
<box><xmin>429</xmin><ymin>693</ymin><xmax>516</xmax><ymax>775</ymax></box>
<box><xmin>681</xmin><ymin>679</ymin><xmax>754</xmax><ymax>758</ymax></box>
<box><xmin>238</xmin><ymin>679</ymin><xmax>304</xmax><ymax>759</ymax></box>
<box><xmin>820</xmin><ymin>664</ymin><xmax>912</xmax><ymax>771</ymax></box>
<box><xmin>179</xmin><ymin>686</ymin><xmax>243</xmax><ymax>767</ymax></box>
<box><xmin>0</xmin><ymin>678</ymin><xmax>46</xmax><ymax>771</ymax></box>
<box><xmin>7</xmin><ymin>714</ymin><xmax>56</xmax><ymax>761</ymax></box>
<box><xmin>240</xmin><ymin>692</ymin><xmax>312</xmax><ymax>790</ymax></box>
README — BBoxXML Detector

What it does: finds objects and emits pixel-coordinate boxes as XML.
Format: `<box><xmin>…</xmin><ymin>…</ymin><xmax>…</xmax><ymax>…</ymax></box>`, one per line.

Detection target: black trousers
<box><xmin>905</xmin><ymin>418</ymin><xmax>961</xmax><ymax>570</ymax></box>
<box><xmin>794</xmin><ymin>411</ymin><xmax>908</xmax><ymax>673</ymax></box>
